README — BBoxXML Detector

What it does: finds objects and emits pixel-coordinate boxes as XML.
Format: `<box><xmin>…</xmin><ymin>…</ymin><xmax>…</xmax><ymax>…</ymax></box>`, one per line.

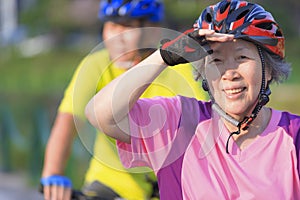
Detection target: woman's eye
<box><xmin>215</xmin><ymin>59</ymin><xmax>224</xmax><ymax>64</ymax></box>
<box><xmin>212</xmin><ymin>58</ymin><xmax>222</xmax><ymax>63</ymax></box>
<box><xmin>238</xmin><ymin>55</ymin><xmax>248</xmax><ymax>59</ymax></box>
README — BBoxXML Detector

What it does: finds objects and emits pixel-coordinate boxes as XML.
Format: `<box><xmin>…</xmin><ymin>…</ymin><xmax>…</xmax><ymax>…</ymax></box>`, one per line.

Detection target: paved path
<box><xmin>0</xmin><ymin>172</ymin><xmax>43</xmax><ymax>200</ymax></box>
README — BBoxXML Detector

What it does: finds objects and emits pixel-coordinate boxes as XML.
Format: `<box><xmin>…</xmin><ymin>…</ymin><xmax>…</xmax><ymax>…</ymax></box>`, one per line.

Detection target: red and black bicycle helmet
<box><xmin>194</xmin><ymin>0</ymin><xmax>285</xmax><ymax>58</ymax></box>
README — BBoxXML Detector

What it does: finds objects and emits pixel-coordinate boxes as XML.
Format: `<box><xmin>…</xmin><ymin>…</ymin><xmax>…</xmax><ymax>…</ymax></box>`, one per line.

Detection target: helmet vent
<box><xmin>254</xmin><ymin>15</ymin><xmax>265</xmax><ymax>20</ymax></box>
<box><xmin>205</xmin><ymin>13</ymin><xmax>212</xmax><ymax>23</ymax></box>
<box><xmin>236</xmin><ymin>9</ymin><xmax>249</xmax><ymax>20</ymax></box>
<box><xmin>275</xmin><ymin>28</ymin><xmax>283</xmax><ymax>37</ymax></box>
<box><xmin>255</xmin><ymin>22</ymin><xmax>273</xmax><ymax>30</ymax></box>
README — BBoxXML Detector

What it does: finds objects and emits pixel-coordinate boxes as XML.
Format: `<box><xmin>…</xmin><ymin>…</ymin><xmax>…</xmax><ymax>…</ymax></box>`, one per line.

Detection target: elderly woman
<box><xmin>85</xmin><ymin>0</ymin><xmax>300</xmax><ymax>199</ymax></box>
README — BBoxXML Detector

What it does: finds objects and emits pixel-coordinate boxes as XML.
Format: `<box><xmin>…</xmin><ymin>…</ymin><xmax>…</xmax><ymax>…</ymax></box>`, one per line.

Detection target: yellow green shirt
<box><xmin>59</xmin><ymin>49</ymin><xmax>206</xmax><ymax>199</ymax></box>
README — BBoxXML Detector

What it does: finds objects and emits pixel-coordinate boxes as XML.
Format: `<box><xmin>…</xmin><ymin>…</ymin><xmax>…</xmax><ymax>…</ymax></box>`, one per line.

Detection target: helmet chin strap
<box><xmin>203</xmin><ymin>46</ymin><xmax>271</xmax><ymax>154</ymax></box>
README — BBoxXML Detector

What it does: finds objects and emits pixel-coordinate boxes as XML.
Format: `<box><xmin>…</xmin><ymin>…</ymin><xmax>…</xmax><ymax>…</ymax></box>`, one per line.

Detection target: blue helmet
<box><xmin>98</xmin><ymin>0</ymin><xmax>164</xmax><ymax>22</ymax></box>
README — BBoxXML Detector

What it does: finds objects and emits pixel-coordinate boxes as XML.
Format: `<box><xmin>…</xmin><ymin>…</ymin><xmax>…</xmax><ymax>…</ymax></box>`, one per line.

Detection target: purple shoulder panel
<box><xmin>156</xmin><ymin>96</ymin><xmax>211</xmax><ymax>199</ymax></box>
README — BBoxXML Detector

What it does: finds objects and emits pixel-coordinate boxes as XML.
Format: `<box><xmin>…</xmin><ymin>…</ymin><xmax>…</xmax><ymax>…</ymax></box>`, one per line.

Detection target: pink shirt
<box><xmin>117</xmin><ymin>96</ymin><xmax>300</xmax><ymax>199</ymax></box>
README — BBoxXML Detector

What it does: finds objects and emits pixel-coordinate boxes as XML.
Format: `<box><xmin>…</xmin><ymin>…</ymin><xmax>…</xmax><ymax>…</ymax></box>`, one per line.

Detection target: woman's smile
<box><xmin>223</xmin><ymin>86</ymin><xmax>246</xmax><ymax>99</ymax></box>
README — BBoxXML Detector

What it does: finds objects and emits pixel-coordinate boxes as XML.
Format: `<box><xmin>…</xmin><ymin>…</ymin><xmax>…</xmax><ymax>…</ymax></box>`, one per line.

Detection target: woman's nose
<box><xmin>221</xmin><ymin>61</ymin><xmax>240</xmax><ymax>81</ymax></box>
<box><xmin>222</xmin><ymin>69</ymin><xmax>240</xmax><ymax>81</ymax></box>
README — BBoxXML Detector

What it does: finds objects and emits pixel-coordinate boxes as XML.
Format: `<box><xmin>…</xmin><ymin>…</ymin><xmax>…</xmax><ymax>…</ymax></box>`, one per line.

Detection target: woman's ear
<box><xmin>265</xmin><ymin>64</ymin><xmax>273</xmax><ymax>82</ymax></box>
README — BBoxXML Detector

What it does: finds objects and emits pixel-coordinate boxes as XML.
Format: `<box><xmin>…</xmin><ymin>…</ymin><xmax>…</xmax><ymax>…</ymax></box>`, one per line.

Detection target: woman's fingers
<box><xmin>197</xmin><ymin>29</ymin><xmax>234</xmax><ymax>42</ymax></box>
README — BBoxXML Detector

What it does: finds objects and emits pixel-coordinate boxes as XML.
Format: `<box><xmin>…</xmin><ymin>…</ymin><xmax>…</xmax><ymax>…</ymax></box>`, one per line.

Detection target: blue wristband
<box><xmin>40</xmin><ymin>175</ymin><xmax>72</xmax><ymax>188</ymax></box>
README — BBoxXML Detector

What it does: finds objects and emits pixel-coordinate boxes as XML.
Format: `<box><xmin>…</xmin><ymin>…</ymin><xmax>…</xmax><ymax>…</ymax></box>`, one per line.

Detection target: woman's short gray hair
<box><xmin>262</xmin><ymin>49</ymin><xmax>291</xmax><ymax>84</ymax></box>
<box><xmin>192</xmin><ymin>48</ymin><xmax>291</xmax><ymax>84</ymax></box>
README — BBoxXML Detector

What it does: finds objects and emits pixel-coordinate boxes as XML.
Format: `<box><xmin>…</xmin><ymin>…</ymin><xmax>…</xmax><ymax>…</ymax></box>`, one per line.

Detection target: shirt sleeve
<box><xmin>117</xmin><ymin>96</ymin><xmax>183</xmax><ymax>171</ymax></box>
<box><xmin>58</xmin><ymin>52</ymin><xmax>105</xmax><ymax>119</ymax></box>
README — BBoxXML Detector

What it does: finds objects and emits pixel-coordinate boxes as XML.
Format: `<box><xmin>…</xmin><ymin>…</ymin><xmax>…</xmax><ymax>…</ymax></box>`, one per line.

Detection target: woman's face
<box><xmin>103</xmin><ymin>20</ymin><xmax>142</xmax><ymax>67</ymax></box>
<box><xmin>205</xmin><ymin>39</ymin><xmax>271</xmax><ymax>120</ymax></box>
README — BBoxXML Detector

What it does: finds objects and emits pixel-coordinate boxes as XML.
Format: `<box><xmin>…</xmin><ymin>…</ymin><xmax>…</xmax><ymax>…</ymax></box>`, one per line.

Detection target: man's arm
<box><xmin>41</xmin><ymin>112</ymin><xmax>76</xmax><ymax>199</ymax></box>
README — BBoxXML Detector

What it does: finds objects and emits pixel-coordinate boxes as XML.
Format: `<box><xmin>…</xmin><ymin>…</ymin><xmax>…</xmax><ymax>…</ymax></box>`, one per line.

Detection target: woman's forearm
<box><xmin>85</xmin><ymin>50</ymin><xmax>167</xmax><ymax>142</ymax></box>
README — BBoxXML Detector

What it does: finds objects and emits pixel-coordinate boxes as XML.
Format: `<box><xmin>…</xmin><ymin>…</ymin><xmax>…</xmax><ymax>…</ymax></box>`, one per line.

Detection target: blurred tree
<box><xmin>17</xmin><ymin>0</ymin><xmax>300</xmax><ymax>46</ymax></box>
<box><xmin>19</xmin><ymin>0</ymin><xmax>50</xmax><ymax>36</ymax></box>
<box><xmin>47</xmin><ymin>0</ymin><xmax>99</xmax><ymax>33</ymax></box>
<box><xmin>19</xmin><ymin>0</ymin><xmax>99</xmax><ymax>46</ymax></box>
<box><xmin>164</xmin><ymin>0</ymin><xmax>219</xmax><ymax>31</ymax></box>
